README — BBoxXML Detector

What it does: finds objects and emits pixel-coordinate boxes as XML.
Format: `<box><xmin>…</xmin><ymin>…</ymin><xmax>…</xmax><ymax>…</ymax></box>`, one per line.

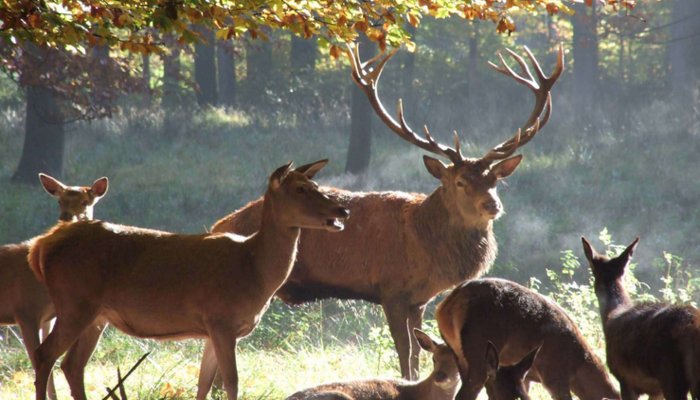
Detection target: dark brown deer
<box><xmin>0</xmin><ymin>173</ymin><xmax>108</xmax><ymax>400</ymax></box>
<box><xmin>285</xmin><ymin>330</ymin><xmax>459</xmax><ymax>400</ymax></box>
<box><xmin>484</xmin><ymin>342</ymin><xmax>541</xmax><ymax>400</ymax></box>
<box><xmin>582</xmin><ymin>237</ymin><xmax>700</xmax><ymax>400</ymax></box>
<box><xmin>435</xmin><ymin>278</ymin><xmax>619</xmax><ymax>400</ymax></box>
<box><xmin>28</xmin><ymin>160</ymin><xmax>349</xmax><ymax>400</ymax></box>
<box><xmin>201</xmin><ymin>45</ymin><xmax>564</xmax><ymax>395</ymax></box>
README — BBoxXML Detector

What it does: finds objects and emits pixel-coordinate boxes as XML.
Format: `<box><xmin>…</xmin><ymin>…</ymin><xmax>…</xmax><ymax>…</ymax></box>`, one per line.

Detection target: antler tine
<box><xmin>482</xmin><ymin>128</ymin><xmax>522</xmax><ymax>162</ymax></box>
<box><xmin>453</xmin><ymin>131</ymin><xmax>464</xmax><ymax>160</ymax></box>
<box><xmin>347</xmin><ymin>44</ymin><xmax>465</xmax><ymax>164</ymax></box>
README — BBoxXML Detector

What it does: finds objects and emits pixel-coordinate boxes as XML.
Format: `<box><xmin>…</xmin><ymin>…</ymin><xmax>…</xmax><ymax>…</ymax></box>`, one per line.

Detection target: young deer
<box><xmin>436</xmin><ymin>278</ymin><xmax>619</xmax><ymax>400</ymax></box>
<box><xmin>202</xmin><ymin>45</ymin><xmax>564</xmax><ymax>395</ymax></box>
<box><xmin>285</xmin><ymin>330</ymin><xmax>459</xmax><ymax>400</ymax></box>
<box><xmin>582</xmin><ymin>237</ymin><xmax>700</xmax><ymax>400</ymax></box>
<box><xmin>484</xmin><ymin>342</ymin><xmax>541</xmax><ymax>400</ymax></box>
<box><xmin>0</xmin><ymin>173</ymin><xmax>108</xmax><ymax>400</ymax></box>
<box><xmin>29</xmin><ymin>160</ymin><xmax>349</xmax><ymax>400</ymax></box>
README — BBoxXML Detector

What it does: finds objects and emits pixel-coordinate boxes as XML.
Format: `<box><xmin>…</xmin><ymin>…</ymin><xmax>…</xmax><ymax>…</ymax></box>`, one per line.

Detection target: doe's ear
<box><xmin>39</xmin><ymin>173</ymin><xmax>67</xmax><ymax>197</ymax></box>
<box><xmin>513</xmin><ymin>343</ymin><xmax>541</xmax><ymax>379</ymax></box>
<box><xmin>423</xmin><ymin>156</ymin><xmax>448</xmax><ymax>180</ymax></box>
<box><xmin>618</xmin><ymin>237</ymin><xmax>640</xmax><ymax>262</ymax></box>
<box><xmin>581</xmin><ymin>236</ymin><xmax>599</xmax><ymax>267</ymax></box>
<box><xmin>269</xmin><ymin>161</ymin><xmax>294</xmax><ymax>189</ymax></box>
<box><xmin>294</xmin><ymin>159</ymin><xmax>329</xmax><ymax>179</ymax></box>
<box><xmin>413</xmin><ymin>329</ymin><xmax>438</xmax><ymax>353</ymax></box>
<box><xmin>491</xmin><ymin>154</ymin><xmax>523</xmax><ymax>179</ymax></box>
<box><xmin>485</xmin><ymin>342</ymin><xmax>500</xmax><ymax>380</ymax></box>
<box><xmin>91</xmin><ymin>177</ymin><xmax>109</xmax><ymax>198</ymax></box>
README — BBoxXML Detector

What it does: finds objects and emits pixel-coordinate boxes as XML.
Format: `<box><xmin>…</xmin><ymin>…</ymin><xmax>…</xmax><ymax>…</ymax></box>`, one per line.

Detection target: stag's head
<box><xmin>413</xmin><ymin>329</ymin><xmax>460</xmax><ymax>390</ymax></box>
<box><xmin>268</xmin><ymin>159</ymin><xmax>349</xmax><ymax>232</ymax></box>
<box><xmin>347</xmin><ymin>43</ymin><xmax>564</xmax><ymax>225</ymax></box>
<box><xmin>39</xmin><ymin>173</ymin><xmax>109</xmax><ymax>222</ymax></box>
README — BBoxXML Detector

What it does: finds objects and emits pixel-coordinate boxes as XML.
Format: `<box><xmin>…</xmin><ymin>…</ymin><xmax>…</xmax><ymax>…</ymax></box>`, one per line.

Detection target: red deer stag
<box><xmin>435</xmin><ymin>278</ymin><xmax>619</xmax><ymax>400</ymax></box>
<box><xmin>28</xmin><ymin>160</ymin><xmax>349</xmax><ymax>400</ymax></box>
<box><xmin>582</xmin><ymin>237</ymin><xmax>700</xmax><ymax>400</ymax></box>
<box><xmin>484</xmin><ymin>342</ymin><xmax>541</xmax><ymax>400</ymax></box>
<box><xmin>0</xmin><ymin>173</ymin><xmax>108</xmax><ymax>400</ymax></box>
<box><xmin>285</xmin><ymin>330</ymin><xmax>459</xmax><ymax>400</ymax></box>
<box><xmin>202</xmin><ymin>44</ymin><xmax>564</xmax><ymax>392</ymax></box>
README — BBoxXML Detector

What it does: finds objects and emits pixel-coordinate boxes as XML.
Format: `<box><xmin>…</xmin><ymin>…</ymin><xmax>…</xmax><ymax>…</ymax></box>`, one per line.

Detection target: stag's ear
<box><xmin>91</xmin><ymin>177</ymin><xmax>109</xmax><ymax>199</ymax></box>
<box><xmin>269</xmin><ymin>161</ymin><xmax>294</xmax><ymax>189</ymax></box>
<box><xmin>39</xmin><ymin>173</ymin><xmax>67</xmax><ymax>197</ymax></box>
<box><xmin>618</xmin><ymin>237</ymin><xmax>640</xmax><ymax>262</ymax></box>
<box><xmin>423</xmin><ymin>156</ymin><xmax>448</xmax><ymax>180</ymax></box>
<box><xmin>513</xmin><ymin>343</ymin><xmax>540</xmax><ymax>379</ymax></box>
<box><xmin>413</xmin><ymin>329</ymin><xmax>438</xmax><ymax>353</ymax></box>
<box><xmin>491</xmin><ymin>154</ymin><xmax>523</xmax><ymax>179</ymax></box>
<box><xmin>294</xmin><ymin>159</ymin><xmax>329</xmax><ymax>179</ymax></box>
<box><xmin>485</xmin><ymin>342</ymin><xmax>500</xmax><ymax>380</ymax></box>
<box><xmin>581</xmin><ymin>237</ymin><xmax>599</xmax><ymax>269</ymax></box>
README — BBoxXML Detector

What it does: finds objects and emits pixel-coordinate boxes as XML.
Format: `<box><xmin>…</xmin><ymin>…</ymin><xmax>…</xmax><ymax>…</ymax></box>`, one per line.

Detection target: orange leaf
<box><xmin>330</xmin><ymin>45</ymin><xmax>340</xmax><ymax>59</ymax></box>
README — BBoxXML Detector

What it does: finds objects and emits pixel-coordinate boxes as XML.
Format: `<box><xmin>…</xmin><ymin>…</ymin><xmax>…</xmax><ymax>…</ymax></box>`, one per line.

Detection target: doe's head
<box><xmin>39</xmin><ymin>173</ymin><xmax>109</xmax><ymax>222</ymax></box>
<box><xmin>414</xmin><ymin>329</ymin><xmax>460</xmax><ymax>390</ymax></box>
<box><xmin>484</xmin><ymin>341</ymin><xmax>540</xmax><ymax>400</ymax></box>
<box><xmin>268</xmin><ymin>159</ymin><xmax>349</xmax><ymax>232</ymax></box>
<box><xmin>582</xmin><ymin>236</ymin><xmax>640</xmax><ymax>292</ymax></box>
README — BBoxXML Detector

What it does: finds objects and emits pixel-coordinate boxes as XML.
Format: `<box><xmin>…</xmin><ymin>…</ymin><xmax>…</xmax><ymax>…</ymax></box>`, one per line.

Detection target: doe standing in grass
<box><xmin>28</xmin><ymin>160</ymin><xmax>349</xmax><ymax>400</ymax></box>
<box><xmin>583</xmin><ymin>236</ymin><xmax>700</xmax><ymax>400</ymax></box>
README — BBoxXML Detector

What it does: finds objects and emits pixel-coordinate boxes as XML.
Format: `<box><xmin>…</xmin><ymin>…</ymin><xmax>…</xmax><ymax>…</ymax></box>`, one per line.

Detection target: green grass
<box><xmin>0</xmin><ymin>101</ymin><xmax>698</xmax><ymax>399</ymax></box>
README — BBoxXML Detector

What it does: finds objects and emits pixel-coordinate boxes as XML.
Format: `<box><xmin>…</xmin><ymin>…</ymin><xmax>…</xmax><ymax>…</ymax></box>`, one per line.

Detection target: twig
<box><xmin>102</xmin><ymin>352</ymin><xmax>151</xmax><ymax>400</ymax></box>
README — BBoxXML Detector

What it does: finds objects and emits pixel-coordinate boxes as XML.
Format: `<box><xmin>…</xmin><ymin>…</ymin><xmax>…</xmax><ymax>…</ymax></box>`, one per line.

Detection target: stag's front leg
<box><xmin>407</xmin><ymin>304</ymin><xmax>426</xmax><ymax>380</ymax></box>
<box><xmin>383</xmin><ymin>300</ymin><xmax>413</xmax><ymax>380</ymax></box>
<box><xmin>208</xmin><ymin>324</ymin><xmax>239</xmax><ymax>400</ymax></box>
<box><xmin>197</xmin><ymin>338</ymin><xmax>220</xmax><ymax>400</ymax></box>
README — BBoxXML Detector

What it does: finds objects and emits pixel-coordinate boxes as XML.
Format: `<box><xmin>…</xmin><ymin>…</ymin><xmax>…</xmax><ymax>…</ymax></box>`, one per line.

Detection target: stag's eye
<box><xmin>296</xmin><ymin>187</ymin><xmax>306</xmax><ymax>194</ymax></box>
<box><xmin>456</xmin><ymin>181</ymin><xmax>465</xmax><ymax>187</ymax></box>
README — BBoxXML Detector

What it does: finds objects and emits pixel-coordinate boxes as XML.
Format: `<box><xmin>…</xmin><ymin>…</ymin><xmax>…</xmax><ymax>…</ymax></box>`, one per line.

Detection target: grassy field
<box><xmin>0</xmin><ymin>101</ymin><xmax>698</xmax><ymax>399</ymax></box>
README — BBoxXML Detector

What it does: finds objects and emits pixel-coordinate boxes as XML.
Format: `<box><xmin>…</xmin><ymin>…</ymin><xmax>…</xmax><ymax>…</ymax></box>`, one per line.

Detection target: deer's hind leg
<box><xmin>60</xmin><ymin>319</ymin><xmax>107</xmax><ymax>400</ymax></box>
<box><xmin>39</xmin><ymin>319</ymin><xmax>58</xmax><ymax>400</ymax></box>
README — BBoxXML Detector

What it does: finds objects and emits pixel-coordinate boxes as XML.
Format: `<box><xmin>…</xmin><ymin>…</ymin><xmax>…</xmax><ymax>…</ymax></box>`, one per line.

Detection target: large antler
<box><xmin>346</xmin><ymin>43</ymin><xmax>466</xmax><ymax>165</ymax></box>
<box><xmin>481</xmin><ymin>44</ymin><xmax>565</xmax><ymax>163</ymax></box>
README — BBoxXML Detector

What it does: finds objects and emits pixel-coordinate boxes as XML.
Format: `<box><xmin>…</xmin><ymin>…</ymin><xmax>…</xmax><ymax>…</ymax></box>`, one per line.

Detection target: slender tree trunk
<box><xmin>345</xmin><ymin>36</ymin><xmax>375</xmax><ymax>174</ymax></box>
<box><xmin>571</xmin><ymin>2</ymin><xmax>599</xmax><ymax>121</ymax></box>
<box><xmin>142</xmin><ymin>54</ymin><xmax>151</xmax><ymax>107</ymax></box>
<box><xmin>245</xmin><ymin>34</ymin><xmax>272</xmax><ymax>105</ymax></box>
<box><xmin>217</xmin><ymin>40</ymin><xmax>237</xmax><ymax>107</ymax></box>
<box><xmin>668</xmin><ymin>0</ymin><xmax>700</xmax><ymax>106</ymax></box>
<box><xmin>162</xmin><ymin>45</ymin><xmax>182</xmax><ymax>110</ymax></box>
<box><xmin>12</xmin><ymin>86</ymin><xmax>65</xmax><ymax>183</ymax></box>
<box><xmin>290</xmin><ymin>34</ymin><xmax>316</xmax><ymax>75</ymax></box>
<box><xmin>194</xmin><ymin>26</ymin><xmax>218</xmax><ymax>107</ymax></box>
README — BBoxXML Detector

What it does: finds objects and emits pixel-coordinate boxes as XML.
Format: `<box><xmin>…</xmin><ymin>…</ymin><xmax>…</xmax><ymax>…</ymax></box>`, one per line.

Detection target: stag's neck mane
<box><xmin>251</xmin><ymin>191</ymin><xmax>301</xmax><ymax>295</ymax></box>
<box><xmin>411</xmin><ymin>187</ymin><xmax>497</xmax><ymax>284</ymax></box>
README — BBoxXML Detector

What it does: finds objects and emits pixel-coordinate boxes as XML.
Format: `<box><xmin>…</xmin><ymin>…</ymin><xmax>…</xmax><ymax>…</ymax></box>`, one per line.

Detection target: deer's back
<box><xmin>287</xmin><ymin>378</ymin><xmax>406</xmax><ymax>400</ymax></box>
<box><xmin>212</xmin><ymin>187</ymin><xmax>490</xmax><ymax>306</ymax></box>
<box><xmin>0</xmin><ymin>241</ymin><xmax>53</xmax><ymax>324</ymax></box>
<box><xmin>604</xmin><ymin>302</ymin><xmax>700</xmax><ymax>393</ymax></box>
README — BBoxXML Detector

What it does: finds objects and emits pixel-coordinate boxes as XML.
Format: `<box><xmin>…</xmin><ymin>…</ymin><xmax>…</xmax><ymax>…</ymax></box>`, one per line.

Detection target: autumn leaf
<box><xmin>407</xmin><ymin>13</ymin><xmax>419</xmax><ymax>27</ymax></box>
<box><xmin>330</xmin><ymin>45</ymin><xmax>340</xmax><ymax>59</ymax></box>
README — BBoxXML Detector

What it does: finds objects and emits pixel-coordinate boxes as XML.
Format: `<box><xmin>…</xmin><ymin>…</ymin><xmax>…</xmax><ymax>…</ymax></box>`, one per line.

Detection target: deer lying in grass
<box><xmin>582</xmin><ymin>237</ymin><xmax>700</xmax><ymax>400</ymax></box>
<box><xmin>436</xmin><ymin>278</ymin><xmax>619</xmax><ymax>400</ymax></box>
<box><xmin>202</xmin><ymin>45</ymin><xmax>564</xmax><ymax>395</ymax></box>
<box><xmin>0</xmin><ymin>173</ymin><xmax>108</xmax><ymax>400</ymax></box>
<box><xmin>29</xmin><ymin>160</ymin><xmax>349</xmax><ymax>400</ymax></box>
<box><xmin>285</xmin><ymin>330</ymin><xmax>459</xmax><ymax>400</ymax></box>
<box><xmin>484</xmin><ymin>342</ymin><xmax>541</xmax><ymax>400</ymax></box>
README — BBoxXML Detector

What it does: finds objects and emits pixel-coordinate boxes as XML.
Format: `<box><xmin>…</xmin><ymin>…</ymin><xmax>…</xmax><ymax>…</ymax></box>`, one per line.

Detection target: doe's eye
<box><xmin>456</xmin><ymin>181</ymin><xmax>465</xmax><ymax>187</ymax></box>
<box><xmin>296</xmin><ymin>187</ymin><xmax>306</xmax><ymax>194</ymax></box>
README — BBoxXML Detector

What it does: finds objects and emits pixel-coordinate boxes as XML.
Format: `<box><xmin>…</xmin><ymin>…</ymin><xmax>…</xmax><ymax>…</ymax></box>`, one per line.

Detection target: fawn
<box><xmin>583</xmin><ymin>236</ymin><xmax>700</xmax><ymax>400</ymax></box>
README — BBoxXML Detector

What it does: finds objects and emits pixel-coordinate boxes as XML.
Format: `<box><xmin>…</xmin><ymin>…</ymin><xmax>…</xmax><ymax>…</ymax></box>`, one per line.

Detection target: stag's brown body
<box><xmin>584</xmin><ymin>237</ymin><xmax>700</xmax><ymax>400</ymax></box>
<box><xmin>0</xmin><ymin>174</ymin><xmax>108</xmax><ymax>400</ymax></box>
<box><xmin>436</xmin><ymin>278</ymin><xmax>618</xmax><ymax>400</ymax></box>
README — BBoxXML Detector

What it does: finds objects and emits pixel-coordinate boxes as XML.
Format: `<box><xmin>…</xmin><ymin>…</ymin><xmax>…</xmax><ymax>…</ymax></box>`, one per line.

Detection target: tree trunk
<box><xmin>245</xmin><ymin>34</ymin><xmax>273</xmax><ymax>105</ymax></box>
<box><xmin>290</xmin><ymin>34</ymin><xmax>316</xmax><ymax>75</ymax></box>
<box><xmin>400</xmin><ymin>24</ymin><xmax>417</xmax><ymax>110</ymax></box>
<box><xmin>668</xmin><ymin>0</ymin><xmax>700</xmax><ymax>106</ymax></box>
<box><xmin>345</xmin><ymin>36</ymin><xmax>375</xmax><ymax>174</ymax></box>
<box><xmin>162</xmin><ymin>45</ymin><xmax>182</xmax><ymax>110</ymax></box>
<box><xmin>217</xmin><ymin>40</ymin><xmax>237</xmax><ymax>107</ymax></box>
<box><xmin>12</xmin><ymin>86</ymin><xmax>65</xmax><ymax>184</ymax></box>
<box><xmin>571</xmin><ymin>2</ymin><xmax>599</xmax><ymax>120</ymax></box>
<box><xmin>142</xmin><ymin>53</ymin><xmax>151</xmax><ymax>107</ymax></box>
<box><xmin>194</xmin><ymin>27</ymin><xmax>218</xmax><ymax>107</ymax></box>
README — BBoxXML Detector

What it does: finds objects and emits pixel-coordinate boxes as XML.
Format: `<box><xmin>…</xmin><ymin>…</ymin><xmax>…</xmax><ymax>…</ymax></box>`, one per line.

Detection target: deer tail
<box><xmin>28</xmin><ymin>237</ymin><xmax>47</xmax><ymax>281</ymax></box>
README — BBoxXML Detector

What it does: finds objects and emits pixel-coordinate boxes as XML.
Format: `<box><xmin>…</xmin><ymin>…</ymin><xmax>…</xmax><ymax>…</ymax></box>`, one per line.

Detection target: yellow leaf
<box><xmin>216</xmin><ymin>27</ymin><xmax>228</xmax><ymax>40</ymax></box>
<box><xmin>407</xmin><ymin>13</ymin><xmax>419</xmax><ymax>27</ymax></box>
<box><xmin>405</xmin><ymin>41</ymin><xmax>416</xmax><ymax>53</ymax></box>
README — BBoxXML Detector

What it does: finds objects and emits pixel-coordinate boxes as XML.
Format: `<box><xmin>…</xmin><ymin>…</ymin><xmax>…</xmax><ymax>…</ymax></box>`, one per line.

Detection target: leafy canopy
<box><xmin>0</xmin><ymin>0</ymin><xmax>635</xmax><ymax>55</ymax></box>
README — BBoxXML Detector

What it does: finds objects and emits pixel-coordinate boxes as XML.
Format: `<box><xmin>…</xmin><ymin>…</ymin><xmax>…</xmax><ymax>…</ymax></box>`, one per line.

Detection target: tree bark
<box><xmin>142</xmin><ymin>53</ymin><xmax>151</xmax><ymax>107</ymax></box>
<box><xmin>12</xmin><ymin>86</ymin><xmax>65</xmax><ymax>184</ymax></box>
<box><xmin>345</xmin><ymin>36</ymin><xmax>375</xmax><ymax>174</ymax></box>
<box><xmin>162</xmin><ymin>45</ymin><xmax>182</xmax><ymax>110</ymax></box>
<box><xmin>245</xmin><ymin>35</ymin><xmax>273</xmax><ymax>96</ymax></box>
<box><xmin>217</xmin><ymin>40</ymin><xmax>237</xmax><ymax>107</ymax></box>
<box><xmin>668</xmin><ymin>0</ymin><xmax>700</xmax><ymax>106</ymax></box>
<box><xmin>290</xmin><ymin>34</ymin><xmax>316</xmax><ymax>75</ymax></box>
<box><xmin>571</xmin><ymin>2</ymin><xmax>599</xmax><ymax>119</ymax></box>
<box><xmin>194</xmin><ymin>27</ymin><xmax>218</xmax><ymax>107</ymax></box>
